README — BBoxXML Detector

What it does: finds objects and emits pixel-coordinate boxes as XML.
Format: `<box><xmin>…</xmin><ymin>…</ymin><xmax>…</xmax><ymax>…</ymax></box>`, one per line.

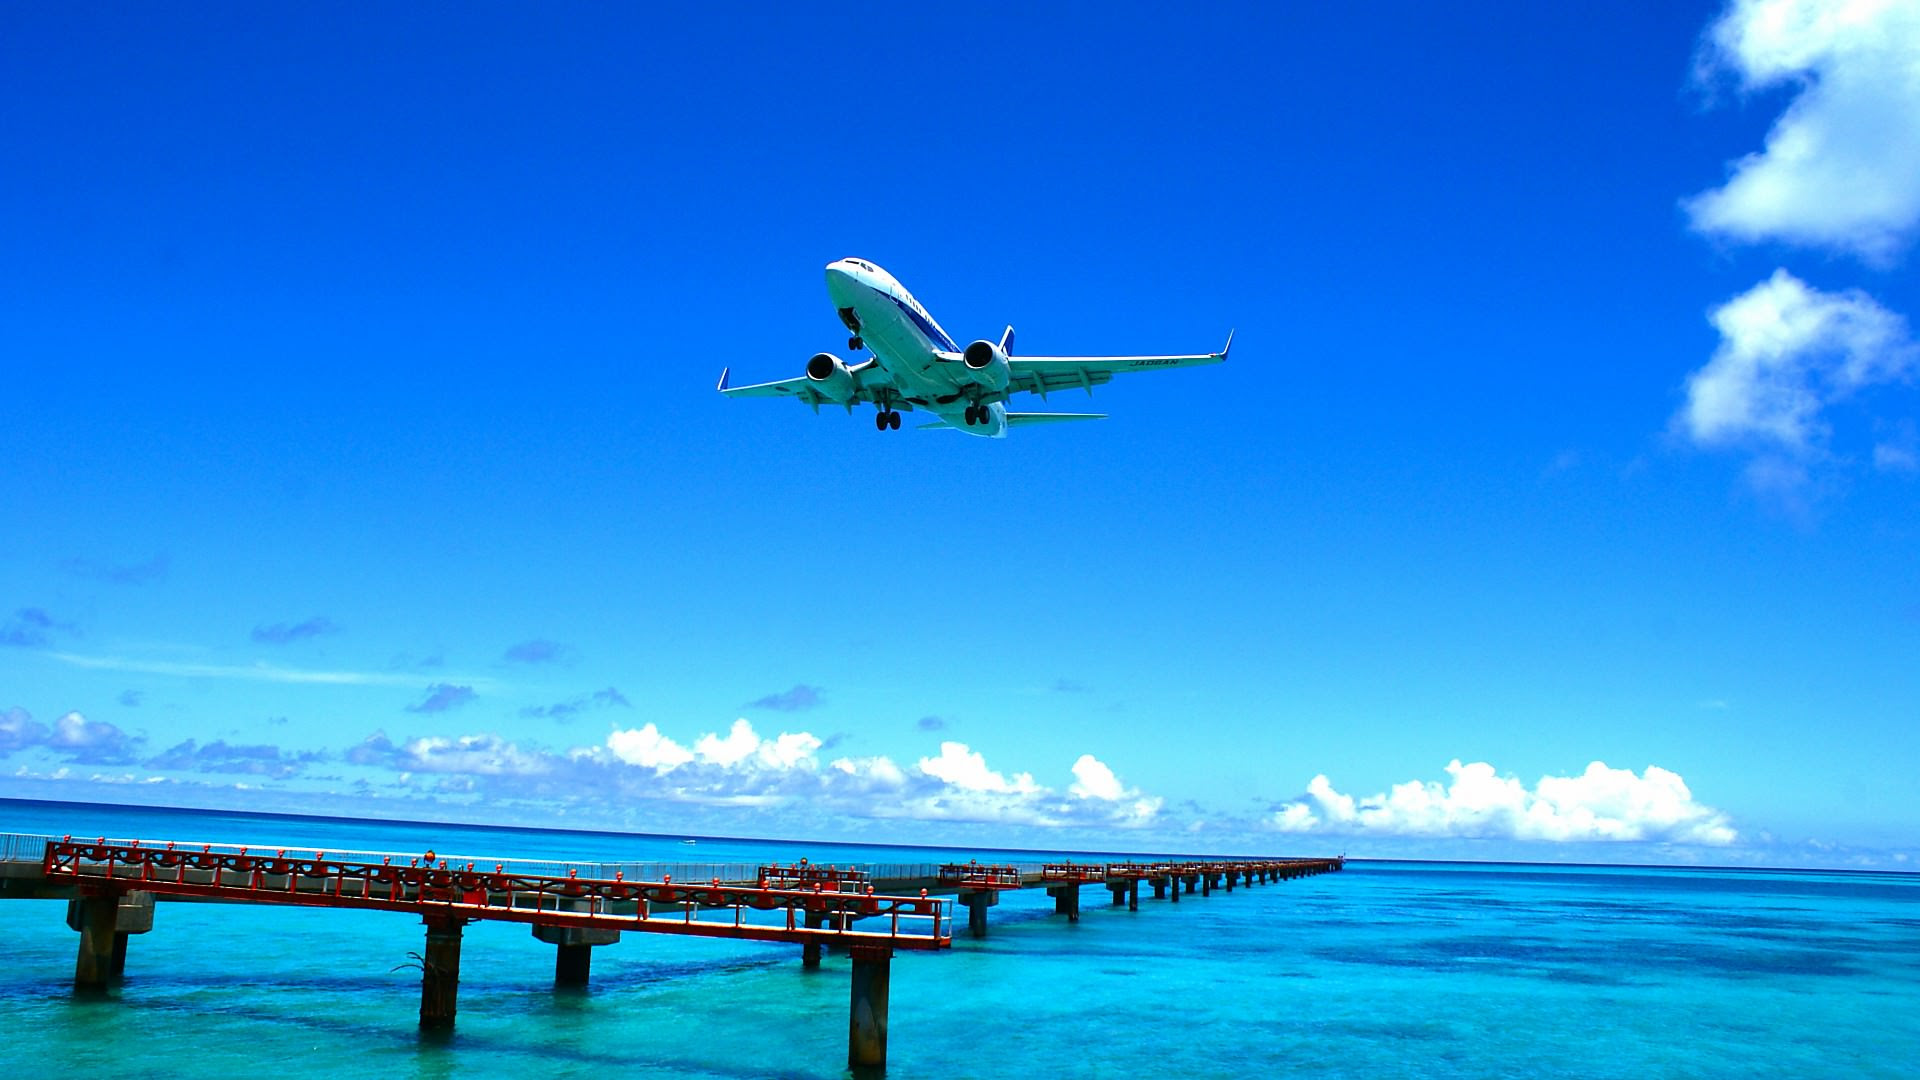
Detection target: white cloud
<box><xmin>1068</xmin><ymin>753</ymin><xmax>1163</xmax><ymax>825</ymax></box>
<box><xmin>688</xmin><ymin>718</ymin><xmax>821</xmax><ymax>770</ymax></box>
<box><xmin>1872</xmin><ymin>419</ymin><xmax>1919</xmax><ymax>471</ymax></box>
<box><xmin>692</xmin><ymin>718</ymin><xmax>760</xmax><ymax>767</ymax></box>
<box><xmin>1271</xmin><ymin>760</ymin><xmax>1737</xmax><ymax>845</ymax></box>
<box><xmin>400</xmin><ymin>734</ymin><xmax>551</xmax><ymax>776</ymax></box>
<box><xmin>1875</xmin><ymin>441</ymin><xmax>1918</xmax><ymax>471</ymax></box>
<box><xmin>917</xmin><ymin>741</ymin><xmax>1041</xmax><ymax>795</ymax></box>
<box><xmin>605</xmin><ymin>723</ymin><xmax>694</xmax><ymax>771</ymax></box>
<box><xmin>1678</xmin><ymin>270</ymin><xmax>1916</xmax><ymax>460</ymax></box>
<box><xmin>1069</xmin><ymin>754</ymin><xmax>1124</xmax><ymax>800</ymax></box>
<box><xmin>48</xmin><ymin>651</ymin><xmax>496</xmax><ymax>689</ymax></box>
<box><xmin>338</xmin><ymin>721</ymin><xmax>1168</xmax><ymax>832</ymax></box>
<box><xmin>829</xmin><ymin>754</ymin><xmax>908</xmax><ymax>789</ymax></box>
<box><xmin>1687</xmin><ymin>0</ymin><xmax>1920</xmax><ymax>261</ymax></box>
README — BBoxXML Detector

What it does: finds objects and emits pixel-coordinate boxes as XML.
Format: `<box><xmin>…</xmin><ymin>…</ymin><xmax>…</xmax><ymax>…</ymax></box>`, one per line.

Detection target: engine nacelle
<box><xmin>961</xmin><ymin>340</ymin><xmax>1010</xmax><ymax>391</ymax></box>
<box><xmin>804</xmin><ymin>352</ymin><xmax>857</xmax><ymax>403</ymax></box>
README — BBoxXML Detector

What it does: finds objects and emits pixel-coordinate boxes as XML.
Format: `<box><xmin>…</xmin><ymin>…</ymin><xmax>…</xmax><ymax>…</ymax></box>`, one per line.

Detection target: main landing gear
<box><xmin>964</xmin><ymin>404</ymin><xmax>992</xmax><ymax>426</ymax></box>
<box><xmin>874</xmin><ymin>409</ymin><xmax>901</xmax><ymax>430</ymax></box>
<box><xmin>848</xmin><ymin>336</ymin><xmax>863</xmax><ymax>351</ymax></box>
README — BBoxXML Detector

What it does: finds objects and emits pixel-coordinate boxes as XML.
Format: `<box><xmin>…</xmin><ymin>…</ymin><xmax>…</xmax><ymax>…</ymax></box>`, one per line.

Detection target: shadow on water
<box><xmin>65</xmin><ymin>976</ymin><xmax>837</xmax><ymax>1080</ymax></box>
<box><xmin>1314</xmin><ymin>929</ymin><xmax>1867</xmax><ymax>983</ymax></box>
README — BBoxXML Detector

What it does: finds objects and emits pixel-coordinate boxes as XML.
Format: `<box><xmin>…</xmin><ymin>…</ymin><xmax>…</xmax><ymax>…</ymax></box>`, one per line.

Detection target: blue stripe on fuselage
<box><xmin>885</xmin><ymin>293</ymin><xmax>958</xmax><ymax>353</ymax></box>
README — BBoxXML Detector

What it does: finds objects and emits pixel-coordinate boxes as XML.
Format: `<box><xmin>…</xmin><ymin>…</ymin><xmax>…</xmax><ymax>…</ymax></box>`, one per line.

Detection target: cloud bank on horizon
<box><xmin>5</xmin><ymin>704</ymin><xmax>1727</xmax><ymax>847</ymax></box>
<box><xmin>1271</xmin><ymin>760</ymin><xmax>1737</xmax><ymax>845</ymax></box>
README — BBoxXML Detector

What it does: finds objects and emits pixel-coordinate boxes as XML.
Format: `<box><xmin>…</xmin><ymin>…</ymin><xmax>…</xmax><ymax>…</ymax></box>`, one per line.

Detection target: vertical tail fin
<box><xmin>998</xmin><ymin>325</ymin><xmax>1015</xmax><ymax>356</ymax></box>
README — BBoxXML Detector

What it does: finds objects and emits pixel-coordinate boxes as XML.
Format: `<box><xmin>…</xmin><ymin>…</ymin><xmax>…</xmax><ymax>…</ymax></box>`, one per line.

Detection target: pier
<box><xmin>0</xmin><ymin>832</ymin><xmax>1341</xmax><ymax>1071</ymax></box>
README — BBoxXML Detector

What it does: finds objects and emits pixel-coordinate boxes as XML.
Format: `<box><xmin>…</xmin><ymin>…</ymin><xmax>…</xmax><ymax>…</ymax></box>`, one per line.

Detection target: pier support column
<box><xmin>848</xmin><ymin>945</ymin><xmax>892</xmax><ymax>1073</ymax></box>
<box><xmin>70</xmin><ymin>894</ymin><xmax>117</xmax><ymax>989</ymax></box>
<box><xmin>532</xmin><ymin>900</ymin><xmax>621</xmax><ymax>987</ymax></box>
<box><xmin>1151</xmin><ymin>879</ymin><xmax>1167</xmax><ymax>900</ymax></box>
<box><xmin>67</xmin><ymin>890</ymin><xmax>153</xmax><ymax>989</ymax></box>
<box><xmin>1184</xmin><ymin>874</ymin><xmax>1197</xmax><ymax>895</ymax></box>
<box><xmin>1048</xmin><ymin>884</ymin><xmax>1081</xmax><ymax>922</ymax></box>
<box><xmin>1202</xmin><ymin>874</ymin><xmax>1215</xmax><ymax>895</ymax></box>
<box><xmin>555</xmin><ymin>944</ymin><xmax>592</xmax><ymax>984</ymax></box>
<box><xmin>419</xmin><ymin>916</ymin><xmax>467</xmax><ymax>1029</ymax></box>
<box><xmin>1108</xmin><ymin>883</ymin><xmax>1128</xmax><ymax>906</ymax></box>
<box><xmin>1224</xmin><ymin>870</ymin><xmax>1236</xmax><ymax>892</ymax></box>
<box><xmin>1168</xmin><ymin>876</ymin><xmax>1179</xmax><ymax>904</ymax></box>
<box><xmin>803</xmin><ymin>910</ymin><xmax>824</xmax><ymax>968</ymax></box>
<box><xmin>959</xmin><ymin>891</ymin><xmax>997</xmax><ymax>938</ymax></box>
<box><xmin>1128</xmin><ymin>881</ymin><xmax>1139</xmax><ymax>912</ymax></box>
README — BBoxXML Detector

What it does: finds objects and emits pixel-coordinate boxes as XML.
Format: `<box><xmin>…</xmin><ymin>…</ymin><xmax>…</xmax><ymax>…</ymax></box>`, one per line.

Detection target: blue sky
<box><xmin>4</xmin><ymin>2</ymin><xmax>1917</xmax><ymax>866</ymax></box>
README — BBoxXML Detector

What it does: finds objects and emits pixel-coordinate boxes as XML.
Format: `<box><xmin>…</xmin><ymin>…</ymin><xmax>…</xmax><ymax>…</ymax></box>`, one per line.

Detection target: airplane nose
<box><xmin>824</xmin><ymin>262</ymin><xmax>859</xmax><ymax>302</ymax></box>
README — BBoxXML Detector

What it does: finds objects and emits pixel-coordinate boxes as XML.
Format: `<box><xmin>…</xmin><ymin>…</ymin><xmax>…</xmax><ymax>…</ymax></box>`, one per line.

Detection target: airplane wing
<box><xmin>918</xmin><ymin>412</ymin><xmax>1107</xmax><ymax>430</ymax></box>
<box><xmin>998</xmin><ymin>331</ymin><xmax>1232</xmax><ymax>402</ymax></box>
<box><xmin>714</xmin><ymin>362</ymin><xmax>903</xmax><ymax>412</ymax></box>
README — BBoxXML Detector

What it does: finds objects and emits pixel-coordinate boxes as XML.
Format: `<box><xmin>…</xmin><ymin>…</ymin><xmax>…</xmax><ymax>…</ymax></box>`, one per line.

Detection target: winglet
<box><xmin>1220</xmin><ymin>329</ymin><xmax>1234</xmax><ymax>361</ymax></box>
<box><xmin>716</xmin><ymin>367</ymin><xmax>731</xmax><ymax>392</ymax></box>
<box><xmin>999</xmin><ymin>325</ymin><xmax>1016</xmax><ymax>356</ymax></box>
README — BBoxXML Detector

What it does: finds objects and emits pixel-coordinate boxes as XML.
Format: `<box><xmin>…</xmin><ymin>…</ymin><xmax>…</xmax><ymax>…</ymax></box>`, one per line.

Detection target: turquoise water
<box><xmin>2</xmin><ymin>800</ymin><xmax>1916</xmax><ymax>1078</ymax></box>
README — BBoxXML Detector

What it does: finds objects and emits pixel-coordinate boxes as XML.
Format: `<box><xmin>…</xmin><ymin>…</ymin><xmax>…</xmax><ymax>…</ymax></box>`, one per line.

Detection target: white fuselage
<box><xmin>825</xmin><ymin>258</ymin><xmax>1009</xmax><ymax>438</ymax></box>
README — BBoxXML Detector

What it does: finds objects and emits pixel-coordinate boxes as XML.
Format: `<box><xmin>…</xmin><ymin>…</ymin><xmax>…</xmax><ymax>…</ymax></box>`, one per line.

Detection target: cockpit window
<box><xmin>850</xmin><ymin>260</ymin><xmax>875</xmax><ymax>271</ymax></box>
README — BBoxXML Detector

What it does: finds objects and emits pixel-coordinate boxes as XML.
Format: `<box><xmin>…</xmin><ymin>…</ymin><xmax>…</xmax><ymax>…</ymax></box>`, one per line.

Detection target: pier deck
<box><xmin>0</xmin><ymin>832</ymin><xmax>1342</xmax><ymax>1071</ymax></box>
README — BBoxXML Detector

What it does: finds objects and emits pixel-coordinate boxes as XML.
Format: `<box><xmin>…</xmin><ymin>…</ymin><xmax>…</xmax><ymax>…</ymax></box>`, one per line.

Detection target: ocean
<box><xmin>1</xmin><ymin>799</ymin><xmax>1915</xmax><ymax>1078</ymax></box>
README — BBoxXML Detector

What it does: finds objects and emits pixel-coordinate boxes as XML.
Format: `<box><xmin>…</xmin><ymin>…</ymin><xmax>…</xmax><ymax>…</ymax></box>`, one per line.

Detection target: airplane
<box><xmin>716</xmin><ymin>258</ymin><xmax>1230</xmax><ymax>438</ymax></box>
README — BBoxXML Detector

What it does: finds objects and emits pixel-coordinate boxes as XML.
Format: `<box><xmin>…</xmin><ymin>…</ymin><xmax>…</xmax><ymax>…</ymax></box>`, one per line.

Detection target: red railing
<box><xmin>936</xmin><ymin>862</ymin><xmax>1022</xmax><ymax>889</ymax></box>
<box><xmin>758</xmin><ymin>862</ymin><xmax>871</xmax><ymax>891</ymax></box>
<box><xmin>43</xmin><ymin>837</ymin><xmax>950</xmax><ymax>949</ymax></box>
<box><xmin>1041</xmin><ymin>862</ymin><xmax>1108</xmax><ymax>883</ymax></box>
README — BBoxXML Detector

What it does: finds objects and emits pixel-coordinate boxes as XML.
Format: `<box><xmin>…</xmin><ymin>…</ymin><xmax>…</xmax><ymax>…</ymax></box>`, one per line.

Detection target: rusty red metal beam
<box><xmin>43</xmin><ymin>839</ymin><xmax>951</xmax><ymax>949</ymax></box>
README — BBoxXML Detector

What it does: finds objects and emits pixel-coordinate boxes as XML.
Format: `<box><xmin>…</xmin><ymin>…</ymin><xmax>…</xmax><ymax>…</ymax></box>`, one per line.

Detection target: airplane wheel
<box><xmin>888</xmin><ymin>411</ymin><xmax>901</xmax><ymax>430</ymax></box>
<box><xmin>875</xmin><ymin>412</ymin><xmax>887</xmax><ymax>430</ymax></box>
<box><xmin>849</xmin><ymin>336</ymin><xmax>863</xmax><ymax>351</ymax></box>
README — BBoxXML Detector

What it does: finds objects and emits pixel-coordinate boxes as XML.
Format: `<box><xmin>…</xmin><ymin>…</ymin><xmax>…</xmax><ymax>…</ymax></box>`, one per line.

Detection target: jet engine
<box><xmin>961</xmin><ymin>339</ymin><xmax>1010</xmax><ymax>391</ymax></box>
<box><xmin>804</xmin><ymin>352</ymin><xmax>857</xmax><ymax>402</ymax></box>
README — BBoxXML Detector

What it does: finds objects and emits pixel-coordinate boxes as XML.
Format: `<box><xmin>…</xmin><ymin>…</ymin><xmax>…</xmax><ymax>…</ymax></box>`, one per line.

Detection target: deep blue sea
<box><xmin>2</xmin><ymin>799</ymin><xmax>1916</xmax><ymax>1078</ymax></box>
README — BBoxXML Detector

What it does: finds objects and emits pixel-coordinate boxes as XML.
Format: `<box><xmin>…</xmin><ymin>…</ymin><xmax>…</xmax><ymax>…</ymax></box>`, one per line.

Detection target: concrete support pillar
<box><xmin>848</xmin><ymin>946</ymin><xmax>892</xmax><ymax>1073</ymax></box>
<box><xmin>803</xmin><ymin>910</ymin><xmax>824</xmax><ymax>968</ymax></box>
<box><xmin>1169</xmin><ymin>876</ymin><xmax>1180</xmax><ymax>904</ymax></box>
<box><xmin>1202</xmin><ymin>874</ymin><xmax>1215</xmax><ymax>895</ymax></box>
<box><xmin>68</xmin><ymin>890</ymin><xmax>153</xmax><ymax>989</ymax></box>
<box><xmin>1048</xmin><ymin>884</ymin><xmax>1080</xmax><ymax>922</ymax></box>
<box><xmin>532</xmin><ymin>899</ymin><xmax>621</xmax><ymax>986</ymax></box>
<box><xmin>555</xmin><ymin>944</ymin><xmax>592</xmax><ymax>985</ymax></box>
<box><xmin>1184</xmin><ymin>874</ymin><xmax>1197</xmax><ymax>894</ymax></box>
<box><xmin>1108</xmin><ymin>883</ymin><xmax>1128</xmax><ymax>906</ymax></box>
<box><xmin>1151</xmin><ymin>879</ymin><xmax>1167</xmax><ymax>900</ymax></box>
<box><xmin>1224</xmin><ymin>870</ymin><xmax>1236</xmax><ymax>892</ymax></box>
<box><xmin>71</xmin><ymin>895</ymin><xmax>118</xmax><ymax>989</ymax></box>
<box><xmin>1128</xmin><ymin>881</ymin><xmax>1139</xmax><ymax>912</ymax></box>
<box><xmin>959</xmin><ymin>891</ymin><xmax>997</xmax><ymax>938</ymax></box>
<box><xmin>419</xmin><ymin>917</ymin><xmax>466</xmax><ymax>1029</ymax></box>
